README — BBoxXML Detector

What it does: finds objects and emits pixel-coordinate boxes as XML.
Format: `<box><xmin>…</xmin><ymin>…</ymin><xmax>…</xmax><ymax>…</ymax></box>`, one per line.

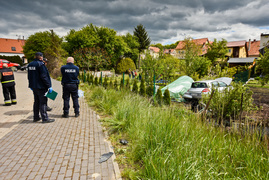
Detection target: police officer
<box><xmin>0</xmin><ymin>63</ymin><xmax>17</xmax><ymax>106</ymax></box>
<box><xmin>42</xmin><ymin>58</ymin><xmax>52</xmax><ymax>112</ymax></box>
<box><xmin>61</xmin><ymin>57</ymin><xmax>79</xmax><ymax>118</ymax></box>
<box><xmin>27</xmin><ymin>52</ymin><xmax>55</xmax><ymax>123</ymax></box>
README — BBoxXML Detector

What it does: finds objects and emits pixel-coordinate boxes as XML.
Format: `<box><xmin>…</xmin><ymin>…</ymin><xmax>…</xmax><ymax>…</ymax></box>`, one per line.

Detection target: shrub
<box><xmin>103</xmin><ymin>76</ymin><xmax>108</xmax><ymax>89</ymax></box>
<box><xmin>120</xmin><ymin>77</ymin><xmax>124</xmax><ymax>90</ymax></box>
<box><xmin>114</xmin><ymin>79</ymin><xmax>118</xmax><ymax>90</ymax></box>
<box><xmin>94</xmin><ymin>76</ymin><xmax>98</xmax><ymax>86</ymax></box>
<box><xmin>0</xmin><ymin>55</ymin><xmax>23</xmax><ymax>65</ymax></box>
<box><xmin>155</xmin><ymin>88</ymin><xmax>163</xmax><ymax>106</ymax></box>
<box><xmin>132</xmin><ymin>79</ymin><xmax>139</xmax><ymax>94</ymax></box>
<box><xmin>139</xmin><ymin>77</ymin><xmax>146</xmax><ymax>96</ymax></box>
<box><xmin>163</xmin><ymin>89</ymin><xmax>171</xmax><ymax>106</ymax></box>
<box><xmin>126</xmin><ymin>78</ymin><xmax>130</xmax><ymax>90</ymax></box>
<box><xmin>201</xmin><ymin>82</ymin><xmax>256</xmax><ymax>124</ymax></box>
<box><xmin>99</xmin><ymin>75</ymin><xmax>102</xmax><ymax>85</ymax></box>
<box><xmin>109</xmin><ymin>78</ymin><xmax>114</xmax><ymax>89</ymax></box>
<box><xmin>116</xmin><ymin>57</ymin><xmax>136</xmax><ymax>74</ymax></box>
<box><xmin>146</xmin><ymin>84</ymin><xmax>154</xmax><ymax>97</ymax></box>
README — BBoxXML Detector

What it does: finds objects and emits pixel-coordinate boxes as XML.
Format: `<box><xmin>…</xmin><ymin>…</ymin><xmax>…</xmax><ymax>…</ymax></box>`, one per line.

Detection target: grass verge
<box><xmin>82</xmin><ymin>84</ymin><xmax>269</xmax><ymax>179</ymax></box>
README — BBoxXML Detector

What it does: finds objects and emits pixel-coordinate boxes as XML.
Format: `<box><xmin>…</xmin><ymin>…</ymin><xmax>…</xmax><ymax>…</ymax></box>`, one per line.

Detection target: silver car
<box><xmin>183</xmin><ymin>77</ymin><xmax>232</xmax><ymax>101</ymax></box>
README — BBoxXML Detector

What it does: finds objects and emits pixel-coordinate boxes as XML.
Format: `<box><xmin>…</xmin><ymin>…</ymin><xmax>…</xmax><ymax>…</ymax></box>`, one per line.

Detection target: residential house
<box><xmin>259</xmin><ymin>33</ymin><xmax>269</xmax><ymax>55</ymax></box>
<box><xmin>163</xmin><ymin>49</ymin><xmax>176</xmax><ymax>57</ymax></box>
<box><xmin>226</xmin><ymin>40</ymin><xmax>247</xmax><ymax>58</ymax></box>
<box><xmin>175</xmin><ymin>38</ymin><xmax>210</xmax><ymax>59</ymax></box>
<box><xmin>246</xmin><ymin>39</ymin><xmax>260</xmax><ymax>57</ymax></box>
<box><xmin>0</xmin><ymin>38</ymin><xmax>27</xmax><ymax>63</ymax></box>
<box><xmin>149</xmin><ymin>46</ymin><xmax>160</xmax><ymax>59</ymax></box>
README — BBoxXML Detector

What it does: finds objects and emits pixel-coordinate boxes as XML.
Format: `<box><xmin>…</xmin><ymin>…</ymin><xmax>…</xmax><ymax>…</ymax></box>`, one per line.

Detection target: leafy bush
<box><xmin>132</xmin><ymin>79</ymin><xmax>138</xmax><ymax>93</ymax></box>
<box><xmin>94</xmin><ymin>76</ymin><xmax>98</xmax><ymax>86</ymax></box>
<box><xmin>155</xmin><ymin>88</ymin><xmax>163</xmax><ymax>106</ymax></box>
<box><xmin>201</xmin><ymin>82</ymin><xmax>256</xmax><ymax>124</ymax></box>
<box><xmin>163</xmin><ymin>89</ymin><xmax>171</xmax><ymax>106</ymax></box>
<box><xmin>146</xmin><ymin>84</ymin><xmax>154</xmax><ymax>97</ymax></box>
<box><xmin>103</xmin><ymin>76</ymin><xmax>108</xmax><ymax>89</ymax></box>
<box><xmin>114</xmin><ymin>79</ymin><xmax>118</xmax><ymax>90</ymax></box>
<box><xmin>125</xmin><ymin>77</ymin><xmax>130</xmax><ymax>90</ymax></box>
<box><xmin>139</xmin><ymin>77</ymin><xmax>146</xmax><ymax>96</ymax></box>
<box><xmin>116</xmin><ymin>57</ymin><xmax>136</xmax><ymax>74</ymax></box>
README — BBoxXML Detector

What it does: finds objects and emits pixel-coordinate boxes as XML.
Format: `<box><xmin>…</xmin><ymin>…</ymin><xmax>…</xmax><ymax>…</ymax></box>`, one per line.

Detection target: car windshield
<box><xmin>191</xmin><ymin>82</ymin><xmax>208</xmax><ymax>88</ymax></box>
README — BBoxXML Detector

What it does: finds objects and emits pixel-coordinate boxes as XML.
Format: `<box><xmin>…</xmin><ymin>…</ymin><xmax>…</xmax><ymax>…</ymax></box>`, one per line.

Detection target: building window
<box><xmin>11</xmin><ymin>47</ymin><xmax>16</xmax><ymax>51</ymax></box>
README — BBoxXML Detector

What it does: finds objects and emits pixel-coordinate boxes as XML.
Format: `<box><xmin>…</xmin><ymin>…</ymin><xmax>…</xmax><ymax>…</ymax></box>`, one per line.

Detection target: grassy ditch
<box><xmin>82</xmin><ymin>84</ymin><xmax>269</xmax><ymax>179</ymax></box>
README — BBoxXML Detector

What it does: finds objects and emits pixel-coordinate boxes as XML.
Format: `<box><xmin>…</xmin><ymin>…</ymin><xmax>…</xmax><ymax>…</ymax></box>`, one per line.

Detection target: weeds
<box><xmin>83</xmin><ymin>85</ymin><xmax>269</xmax><ymax>179</ymax></box>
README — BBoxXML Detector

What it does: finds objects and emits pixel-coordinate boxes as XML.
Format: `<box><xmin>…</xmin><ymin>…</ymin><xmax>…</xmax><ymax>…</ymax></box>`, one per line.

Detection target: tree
<box><xmin>73</xmin><ymin>47</ymin><xmax>111</xmax><ymax>72</ymax></box>
<box><xmin>23</xmin><ymin>30</ymin><xmax>67</xmax><ymax>78</ymax></box>
<box><xmin>258</xmin><ymin>47</ymin><xmax>269</xmax><ymax>85</ymax></box>
<box><xmin>65</xmin><ymin>24</ymin><xmax>128</xmax><ymax>69</ymax></box>
<box><xmin>134</xmin><ymin>24</ymin><xmax>151</xmax><ymax>68</ymax></box>
<box><xmin>206</xmin><ymin>38</ymin><xmax>228</xmax><ymax>64</ymax></box>
<box><xmin>116</xmin><ymin>57</ymin><xmax>136</xmax><ymax>74</ymax></box>
<box><xmin>122</xmin><ymin>33</ymin><xmax>139</xmax><ymax>66</ymax></box>
<box><xmin>183</xmin><ymin>37</ymin><xmax>212</xmax><ymax>79</ymax></box>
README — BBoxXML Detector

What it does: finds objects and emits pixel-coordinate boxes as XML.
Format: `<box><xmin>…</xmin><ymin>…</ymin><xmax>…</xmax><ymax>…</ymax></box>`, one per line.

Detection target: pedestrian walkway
<box><xmin>0</xmin><ymin>72</ymin><xmax>121</xmax><ymax>180</ymax></box>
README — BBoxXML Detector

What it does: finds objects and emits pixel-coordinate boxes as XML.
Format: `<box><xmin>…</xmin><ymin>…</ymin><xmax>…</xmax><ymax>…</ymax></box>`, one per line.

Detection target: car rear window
<box><xmin>191</xmin><ymin>82</ymin><xmax>208</xmax><ymax>88</ymax></box>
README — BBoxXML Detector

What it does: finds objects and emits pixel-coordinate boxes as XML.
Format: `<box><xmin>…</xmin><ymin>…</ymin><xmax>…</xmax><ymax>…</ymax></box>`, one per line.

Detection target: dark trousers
<box><xmin>62</xmin><ymin>84</ymin><xmax>79</xmax><ymax>115</ymax></box>
<box><xmin>33</xmin><ymin>89</ymin><xmax>48</xmax><ymax>121</ymax></box>
<box><xmin>2</xmin><ymin>85</ymin><xmax>16</xmax><ymax>104</ymax></box>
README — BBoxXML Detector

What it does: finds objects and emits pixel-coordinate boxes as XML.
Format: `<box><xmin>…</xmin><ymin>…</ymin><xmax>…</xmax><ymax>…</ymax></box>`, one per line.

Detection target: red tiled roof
<box><xmin>175</xmin><ymin>38</ymin><xmax>209</xmax><ymax>50</ymax></box>
<box><xmin>164</xmin><ymin>49</ymin><xmax>175</xmax><ymax>54</ymax></box>
<box><xmin>0</xmin><ymin>38</ymin><xmax>25</xmax><ymax>54</ymax></box>
<box><xmin>227</xmin><ymin>40</ymin><xmax>246</xmax><ymax>47</ymax></box>
<box><xmin>149</xmin><ymin>46</ymin><xmax>160</xmax><ymax>53</ymax></box>
<box><xmin>246</xmin><ymin>40</ymin><xmax>260</xmax><ymax>56</ymax></box>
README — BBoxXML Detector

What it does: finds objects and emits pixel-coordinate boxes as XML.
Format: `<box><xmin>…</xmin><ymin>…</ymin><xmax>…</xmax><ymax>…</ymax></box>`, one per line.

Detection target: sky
<box><xmin>1</xmin><ymin>0</ymin><xmax>269</xmax><ymax>45</ymax></box>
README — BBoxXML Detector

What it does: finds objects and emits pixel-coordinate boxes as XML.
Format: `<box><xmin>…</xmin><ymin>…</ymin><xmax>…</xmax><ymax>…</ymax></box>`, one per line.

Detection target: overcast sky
<box><xmin>1</xmin><ymin>0</ymin><xmax>269</xmax><ymax>45</ymax></box>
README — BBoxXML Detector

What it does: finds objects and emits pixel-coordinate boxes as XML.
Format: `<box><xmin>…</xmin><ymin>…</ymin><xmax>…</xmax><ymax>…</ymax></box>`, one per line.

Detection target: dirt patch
<box><xmin>248</xmin><ymin>87</ymin><xmax>269</xmax><ymax>124</ymax></box>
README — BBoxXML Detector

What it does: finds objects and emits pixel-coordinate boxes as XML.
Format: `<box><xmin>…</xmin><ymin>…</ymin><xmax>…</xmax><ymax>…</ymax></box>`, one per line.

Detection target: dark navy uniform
<box><xmin>61</xmin><ymin>62</ymin><xmax>80</xmax><ymax>116</ymax></box>
<box><xmin>28</xmin><ymin>59</ymin><xmax>52</xmax><ymax>121</ymax></box>
<box><xmin>0</xmin><ymin>67</ymin><xmax>17</xmax><ymax>105</ymax></box>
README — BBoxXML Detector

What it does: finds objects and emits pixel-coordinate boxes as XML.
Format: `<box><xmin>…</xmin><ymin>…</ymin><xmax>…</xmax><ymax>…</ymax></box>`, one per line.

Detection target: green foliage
<box><xmin>211</xmin><ymin>64</ymin><xmax>237</xmax><ymax>78</ymax></box>
<box><xmin>163</xmin><ymin>89</ymin><xmax>171</xmax><ymax>106</ymax></box>
<box><xmin>73</xmin><ymin>47</ymin><xmax>111</xmax><ymax>71</ymax></box>
<box><xmin>109</xmin><ymin>78</ymin><xmax>114</xmax><ymax>89</ymax></box>
<box><xmin>88</xmin><ymin>73</ymin><xmax>94</xmax><ymax>85</ymax></box>
<box><xmin>114</xmin><ymin>79</ymin><xmax>118</xmax><ymax>91</ymax></box>
<box><xmin>116</xmin><ymin>58</ymin><xmax>136</xmax><ymax>74</ymax></box>
<box><xmin>94</xmin><ymin>76</ymin><xmax>98</xmax><ymax>86</ymax></box>
<box><xmin>103</xmin><ymin>76</ymin><xmax>108</xmax><ymax>89</ymax></box>
<box><xmin>122</xmin><ymin>33</ymin><xmax>139</xmax><ymax>66</ymax></box>
<box><xmin>120</xmin><ymin>77</ymin><xmax>124</xmax><ymax>90</ymax></box>
<box><xmin>85</xmin><ymin>86</ymin><xmax>269</xmax><ymax>179</ymax></box>
<box><xmin>201</xmin><ymin>83</ymin><xmax>256</xmax><ymax>123</ymax></box>
<box><xmin>125</xmin><ymin>77</ymin><xmax>130</xmax><ymax>90</ymax></box>
<box><xmin>134</xmin><ymin>24</ymin><xmax>151</xmax><ymax>68</ymax></box>
<box><xmin>206</xmin><ymin>38</ymin><xmax>228</xmax><ymax>64</ymax></box>
<box><xmin>65</xmin><ymin>24</ymin><xmax>128</xmax><ymax>69</ymax></box>
<box><xmin>182</xmin><ymin>38</ymin><xmax>212</xmax><ymax>78</ymax></box>
<box><xmin>163</xmin><ymin>41</ymin><xmax>180</xmax><ymax>49</ymax></box>
<box><xmin>0</xmin><ymin>55</ymin><xmax>22</xmax><ymax>65</ymax></box>
<box><xmin>139</xmin><ymin>77</ymin><xmax>146</xmax><ymax>96</ymax></box>
<box><xmin>146</xmin><ymin>84</ymin><xmax>154</xmax><ymax>97</ymax></box>
<box><xmin>99</xmin><ymin>75</ymin><xmax>102</xmax><ymax>85</ymax></box>
<box><xmin>132</xmin><ymin>79</ymin><xmax>139</xmax><ymax>93</ymax></box>
<box><xmin>257</xmin><ymin>47</ymin><xmax>269</xmax><ymax>85</ymax></box>
<box><xmin>155</xmin><ymin>88</ymin><xmax>163</xmax><ymax>106</ymax></box>
<box><xmin>23</xmin><ymin>31</ymin><xmax>52</xmax><ymax>61</ymax></box>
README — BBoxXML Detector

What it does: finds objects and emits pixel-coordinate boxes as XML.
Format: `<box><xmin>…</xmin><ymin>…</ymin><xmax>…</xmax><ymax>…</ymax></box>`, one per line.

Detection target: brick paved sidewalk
<box><xmin>0</xmin><ymin>77</ymin><xmax>121</xmax><ymax>180</ymax></box>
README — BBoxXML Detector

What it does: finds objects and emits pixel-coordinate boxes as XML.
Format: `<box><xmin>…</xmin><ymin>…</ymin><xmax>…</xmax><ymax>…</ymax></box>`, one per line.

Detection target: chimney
<box><xmin>248</xmin><ymin>39</ymin><xmax>251</xmax><ymax>51</ymax></box>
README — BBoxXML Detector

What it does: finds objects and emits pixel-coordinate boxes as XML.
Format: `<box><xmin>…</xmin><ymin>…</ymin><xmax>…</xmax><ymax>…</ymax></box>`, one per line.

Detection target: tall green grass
<box><xmin>84</xmin><ymin>85</ymin><xmax>269</xmax><ymax>179</ymax></box>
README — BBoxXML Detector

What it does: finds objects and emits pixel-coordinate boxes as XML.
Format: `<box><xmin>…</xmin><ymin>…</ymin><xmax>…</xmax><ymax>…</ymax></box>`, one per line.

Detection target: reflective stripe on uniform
<box><xmin>4</xmin><ymin>100</ymin><xmax>11</xmax><ymax>104</ymax></box>
<box><xmin>1</xmin><ymin>80</ymin><xmax>15</xmax><ymax>84</ymax></box>
<box><xmin>11</xmin><ymin>99</ymin><xmax>17</xmax><ymax>103</ymax></box>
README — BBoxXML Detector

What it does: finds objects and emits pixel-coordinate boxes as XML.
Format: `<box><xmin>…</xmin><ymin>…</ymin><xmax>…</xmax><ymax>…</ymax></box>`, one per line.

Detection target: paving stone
<box><xmin>0</xmin><ymin>73</ymin><xmax>121</xmax><ymax>180</ymax></box>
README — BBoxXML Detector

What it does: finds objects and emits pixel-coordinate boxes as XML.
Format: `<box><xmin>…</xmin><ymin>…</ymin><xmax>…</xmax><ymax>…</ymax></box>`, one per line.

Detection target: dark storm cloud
<box><xmin>0</xmin><ymin>0</ymin><xmax>269</xmax><ymax>44</ymax></box>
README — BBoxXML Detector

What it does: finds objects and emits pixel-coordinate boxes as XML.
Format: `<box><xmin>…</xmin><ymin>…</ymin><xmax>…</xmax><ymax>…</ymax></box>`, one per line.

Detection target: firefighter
<box><xmin>0</xmin><ymin>63</ymin><xmax>17</xmax><ymax>106</ymax></box>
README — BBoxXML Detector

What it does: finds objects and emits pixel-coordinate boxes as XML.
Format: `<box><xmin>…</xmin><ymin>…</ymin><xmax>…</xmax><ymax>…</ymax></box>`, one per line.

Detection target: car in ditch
<box><xmin>183</xmin><ymin>77</ymin><xmax>233</xmax><ymax>101</ymax></box>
